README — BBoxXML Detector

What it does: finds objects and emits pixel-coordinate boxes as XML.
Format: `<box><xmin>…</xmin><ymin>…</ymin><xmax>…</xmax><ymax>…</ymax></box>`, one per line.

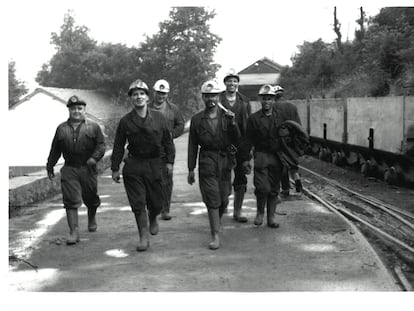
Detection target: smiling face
<box><xmin>202</xmin><ymin>93</ymin><xmax>219</xmax><ymax>109</ymax></box>
<box><xmin>68</xmin><ymin>104</ymin><xmax>86</xmax><ymax>122</ymax></box>
<box><xmin>130</xmin><ymin>89</ymin><xmax>149</xmax><ymax>109</ymax></box>
<box><xmin>224</xmin><ymin>77</ymin><xmax>239</xmax><ymax>93</ymax></box>
<box><xmin>154</xmin><ymin>91</ymin><xmax>168</xmax><ymax>105</ymax></box>
<box><xmin>260</xmin><ymin>94</ymin><xmax>275</xmax><ymax>113</ymax></box>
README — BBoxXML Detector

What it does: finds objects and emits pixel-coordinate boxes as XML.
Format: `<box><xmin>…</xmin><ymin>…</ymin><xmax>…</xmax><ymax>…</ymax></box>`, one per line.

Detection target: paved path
<box><xmin>8</xmin><ymin>133</ymin><xmax>400</xmax><ymax>292</ymax></box>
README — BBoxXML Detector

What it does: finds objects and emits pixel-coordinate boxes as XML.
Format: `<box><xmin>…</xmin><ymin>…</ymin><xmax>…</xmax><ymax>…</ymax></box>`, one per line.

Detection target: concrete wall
<box><xmin>309</xmin><ymin>99</ymin><xmax>345</xmax><ymax>142</ymax></box>
<box><xmin>9</xmin><ymin>151</ymin><xmax>113</xmax><ymax>212</ymax></box>
<box><xmin>347</xmin><ymin>97</ymin><xmax>404</xmax><ymax>152</ymax></box>
<box><xmin>289</xmin><ymin>99</ymin><xmax>308</xmax><ymax>130</ymax></box>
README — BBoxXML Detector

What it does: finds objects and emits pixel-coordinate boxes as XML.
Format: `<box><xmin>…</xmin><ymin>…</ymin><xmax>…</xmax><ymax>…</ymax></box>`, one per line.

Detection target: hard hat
<box><xmin>128</xmin><ymin>79</ymin><xmax>149</xmax><ymax>96</ymax></box>
<box><xmin>67</xmin><ymin>95</ymin><xmax>86</xmax><ymax>107</ymax></box>
<box><xmin>223</xmin><ymin>68</ymin><xmax>240</xmax><ymax>82</ymax></box>
<box><xmin>258</xmin><ymin>84</ymin><xmax>276</xmax><ymax>96</ymax></box>
<box><xmin>153</xmin><ymin>79</ymin><xmax>170</xmax><ymax>93</ymax></box>
<box><xmin>201</xmin><ymin>80</ymin><xmax>221</xmax><ymax>94</ymax></box>
<box><xmin>273</xmin><ymin>85</ymin><xmax>285</xmax><ymax>95</ymax></box>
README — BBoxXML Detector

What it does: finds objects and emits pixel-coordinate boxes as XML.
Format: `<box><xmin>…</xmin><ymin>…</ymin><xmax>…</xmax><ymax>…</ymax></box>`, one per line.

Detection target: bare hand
<box><xmin>112</xmin><ymin>170</ymin><xmax>121</xmax><ymax>183</ymax></box>
<box><xmin>48</xmin><ymin>171</ymin><xmax>55</xmax><ymax>180</ymax></box>
<box><xmin>87</xmin><ymin>158</ymin><xmax>97</xmax><ymax>166</ymax></box>
<box><xmin>166</xmin><ymin>163</ymin><xmax>173</xmax><ymax>176</ymax></box>
<box><xmin>242</xmin><ymin>161</ymin><xmax>251</xmax><ymax>175</ymax></box>
<box><xmin>187</xmin><ymin>171</ymin><xmax>195</xmax><ymax>185</ymax></box>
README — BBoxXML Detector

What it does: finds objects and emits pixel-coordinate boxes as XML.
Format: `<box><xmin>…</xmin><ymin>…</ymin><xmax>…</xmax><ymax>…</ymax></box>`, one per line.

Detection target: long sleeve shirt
<box><xmin>239</xmin><ymin>109</ymin><xmax>285</xmax><ymax>162</ymax></box>
<box><xmin>187</xmin><ymin>108</ymin><xmax>240</xmax><ymax>171</ymax></box>
<box><xmin>111</xmin><ymin>109</ymin><xmax>175</xmax><ymax>171</ymax></box>
<box><xmin>219</xmin><ymin>91</ymin><xmax>251</xmax><ymax>138</ymax></box>
<box><xmin>151</xmin><ymin>100</ymin><xmax>185</xmax><ymax>139</ymax></box>
<box><xmin>46</xmin><ymin>119</ymin><xmax>106</xmax><ymax>172</ymax></box>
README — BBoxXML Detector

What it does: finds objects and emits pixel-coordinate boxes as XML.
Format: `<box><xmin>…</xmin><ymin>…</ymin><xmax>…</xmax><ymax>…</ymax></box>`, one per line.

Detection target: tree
<box><xmin>36</xmin><ymin>10</ymin><xmax>97</xmax><ymax>88</ymax></box>
<box><xmin>333</xmin><ymin>7</ymin><xmax>343</xmax><ymax>53</ymax></box>
<box><xmin>140</xmin><ymin>7</ymin><xmax>222</xmax><ymax>117</ymax></box>
<box><xmin>8</xmin><ymin>61</ymin><xmax>28</xmax><ymax>108</ymax></box>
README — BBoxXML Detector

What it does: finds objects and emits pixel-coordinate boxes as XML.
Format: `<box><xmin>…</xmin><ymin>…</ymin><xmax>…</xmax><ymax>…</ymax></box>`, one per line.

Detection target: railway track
<box><xmin>296</xmin><ymin>165</ymin><xmax>414</xmax><ymax>290</ymax></box>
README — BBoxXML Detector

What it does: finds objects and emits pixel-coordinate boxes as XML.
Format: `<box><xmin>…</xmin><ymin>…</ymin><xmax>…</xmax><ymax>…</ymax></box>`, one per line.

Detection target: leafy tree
<box><xmin>36</xmin><ymin>10</ymin><xmax>97</xmax><ymax>88</ymax></box>
<box><xmin>140</xmin><ymin>7</ymin><xmax>222</xmax><ymax>117</ymax></box>
<box><xmin>8</xmin><ymin>61</ymin><xmax>28</xmax><ymax>108</ymax></box>
<box><xmin>279</xmin><ymin>40</ymin><xmax>336</xmax><ymax>98</ymax></box>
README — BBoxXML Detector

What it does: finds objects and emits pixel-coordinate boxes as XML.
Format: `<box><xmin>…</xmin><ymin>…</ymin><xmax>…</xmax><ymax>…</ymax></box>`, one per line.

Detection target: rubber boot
<box><xmin>66</xmin><ymin>208</ymin><xmax>80</xmax><ymax>245</ymax></box>
<box><xmin>87</xmin><ymin>206</ymin><xmax>98</xmax><ymax>232</ymax></box>
<box><xmin>295</xmin><ymin>179</ymin><xmax>303</xmax><ymax>193</ymax></box>
<box><xmin>267</xmin><ymin>195</ymin><xmax>280</xmax><ymax>228</ymax></box>
<box><xmin>233</xmin><ymin>188</ymin><xmax>247</xmax><ymax>223</ymax></box>
<box><xmin>254</xmin><ymin>194</ymin><xmax>267</xmax><ymax>226</ymax></box>
<box><xmin>207</xmin><ymin>208</ymin><xmax>221</xmax><ymax>250</ymax></box>
<box><xmin>134</xmin><ymin>211</ymin><xmax>150</xmax><ymax>252</ymax></box>
<box><xmin>161</xmin><ymin>209</ymin><xmax>172</xmax><ymax>221</ymax></box>
<box><xmin>149</xmin><ymin>212</ymin><xmax>159</xmax><ymax>235</ymax></box>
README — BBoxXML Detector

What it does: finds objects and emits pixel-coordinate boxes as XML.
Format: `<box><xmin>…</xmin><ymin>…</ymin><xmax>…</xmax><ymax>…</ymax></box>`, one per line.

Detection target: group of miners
<box><xmin>46</xmin><ymin>70</ymin><xmax>308</xmax><ymax>252</ymax></box>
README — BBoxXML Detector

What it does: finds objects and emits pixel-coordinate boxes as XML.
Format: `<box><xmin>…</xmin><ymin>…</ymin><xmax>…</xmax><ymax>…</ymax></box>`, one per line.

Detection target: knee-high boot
<box><xmin>87</xmin><ymin>206</ymin><xmax>98</xmax><ymax>232</ymax></box>
<box><xmin>207</xmin><ymin>208</ymin><xmax>221</xmax><ymax>250</ymax></box>
<box><xmin>66</xmin><ymin>208</ymin><xmax>80</xmax><ymax>245</ymax></box>
<box><xmin>134</xmin><ymin>211</ymin><xmax>150</xmax><ymax>251</ymax></box>
<box><xmin>267</xmin><ymin>195</ymin><xmax>280</xmax><ymax>228</ymax></box>
<box><xmin>254</xmin><ymin>194</ymin><xmax>267</xmax><ymax>226</ymax></box>
<box><xmin>148</xmin><ymin>211</ymin><xmax>159</xmax><ymax>235</ymax></box>
<box><xmin>233</xmin><ymin>188</ymin><xmax>247</xmax><ymax>223</ymax></box>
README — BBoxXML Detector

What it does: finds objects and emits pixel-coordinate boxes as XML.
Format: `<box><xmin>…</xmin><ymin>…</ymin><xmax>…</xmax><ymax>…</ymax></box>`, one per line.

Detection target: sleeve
<box><xmin>187</xmin><ymin>118</ymin><xmax>199</xmax><ymax>171</ymax></box>
<box><xmin>46</xmin><ymin>127</ymin><xmax>62</xmax><ymax>173</ymax></box>
<box><xmin>110</xmin><ymin>119</ymin><xmax>127</xmax><ymax>171</ymax></box>
<box><xmin>91</xmin><ymin>124</ymin><xmax>106</xmax><ymax>162</ymax></box>
<box><xmin>292</xmin><ymin>105</ymin><xmax>302</xmax><ymax>125</ymax></box>
<box><xmin>238</xmin><ymin>117</ymin><xmax>254</xmax><ymax>162</ymax></box>
<box><xmin>161</xmin><ymin>117</ymin><xmax>175</xmax><ymax>164</ymax></box>
<box><xmin>172</xmin><ymin>105</ymin><xmax>185</xmax><ymax>139</ymax></box>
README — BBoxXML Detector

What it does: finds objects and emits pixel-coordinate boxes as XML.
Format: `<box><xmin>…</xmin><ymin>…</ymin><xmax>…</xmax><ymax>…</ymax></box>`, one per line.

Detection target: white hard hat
<box><xmin>153</xmin><ymin>79</ymin><xmax>170</xmax><ymax>93</ymax></box>
<box><xmin>223</xmin><ymin>68</ymin><xmax>239</xmax><ymax>82</ymax></box>
<box><xmin>201</xmin><ymin>80</ymin><xmax>221</xmax><ymax>94</ymax></box>
<box><xmin>128</xmin><ymin>79</ymin><xmax>149</xmax><ymax>96</ymax></box>
<box><xmin>273</xmin><ymin>85</ymin><xmax>285</xmax><ymax>95</ymax></box>
<box><xmin>258</xmin><ymin>84</ymin><xmax>276</xmax><ymax>96</ymax></box>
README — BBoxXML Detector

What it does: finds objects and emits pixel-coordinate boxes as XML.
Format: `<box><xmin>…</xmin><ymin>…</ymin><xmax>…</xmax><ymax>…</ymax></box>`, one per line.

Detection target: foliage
<box><xmin>36</xmin><ymin>11</ymin><xmax>97</xmax><ymax>89</ymax></box>
<box><xmin>8</xmin><ymin>61</ymin><xmax>28</xmax><ymax>108</ymax></box>
<box><xmin>36</xmin><ymin>8</ymin><xmax>221</xmax><ymax>117</ymax></box>
<box><xmin>279</xmin><ymin>7</ymin><xmax>414</xmax><ymax>98</ymax></box>
<box><xmin>140</xmin><ymin>7</ymin><xmax>222</xmax><ymax>117</ymax></box>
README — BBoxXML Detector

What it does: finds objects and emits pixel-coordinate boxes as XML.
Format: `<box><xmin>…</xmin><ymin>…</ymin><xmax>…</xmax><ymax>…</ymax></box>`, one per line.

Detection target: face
<box><xmin>69</xmin><ymin>105</ymin><xmax>86</xmax><ymax>122</ymax></box>
<box><xmin>130</xmin><ymin>89</ymin><xmax>149</xmax><ymax>109</ymax></box>
<box><xmin>202</xmin><ymin>93</ymin><xmax>219</xmax><ymax>108</ymax></box>
<box><xmin>260</xmin><ymin>95</ymin><xmax>275</xmax><ymax>112</ymax></box>
<box><xmin>154</xmin><ymin>91</ymin><xmax>168</xmax><ymax>105</ymax></box>
<box><xmin>224</xmin><ymin>77</ymin><xmax>239</xmax><ymax>93</ymax></box>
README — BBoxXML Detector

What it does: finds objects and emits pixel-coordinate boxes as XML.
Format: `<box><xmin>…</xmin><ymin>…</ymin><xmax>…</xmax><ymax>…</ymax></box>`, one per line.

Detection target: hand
<box><xmin>112</xmin><ymin>170</ymin><xmax>121</xmax><ymax>183</ymax></box>
<box><xmin>86</xmin><ymin>157</ymin><xmax>97</xmax><ymax>166</ymax></box>
<box><xmin>166</xmin><ymin>163</ymin><xmax>173</xmax><ymax>176</ymax></box>
<box><xmin>225</xmin><ymin>110</ymin><xmax>236</xmax><ymax>125</ymax></box>
<box><xmin>242</xmin><ymin>161</ymin><xmax>251</xmax><ymax>175</ymax></box>
<box><xmin>47</xmin><ymin>171</ymin><xmax>55</xmax><ymax>180</ymax></box>
<box><xmin>187</xmin><ymin>171</ymin><xmax>195</xmax><ymax>185</ymax></box>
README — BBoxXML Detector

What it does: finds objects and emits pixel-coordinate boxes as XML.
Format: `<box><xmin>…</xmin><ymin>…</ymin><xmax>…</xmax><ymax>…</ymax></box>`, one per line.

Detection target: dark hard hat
<box><xmin>67</xmin><ymin>95</ymin><xmax>86</xmax><ymax>107</ymax></box>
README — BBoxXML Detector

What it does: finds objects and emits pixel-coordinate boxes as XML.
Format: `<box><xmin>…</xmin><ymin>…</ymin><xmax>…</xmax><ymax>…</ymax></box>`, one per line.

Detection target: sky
<box><xmin>2</xmin><ymin>0</ymin><xmax>409</xmax><ymax>92</ymax></box>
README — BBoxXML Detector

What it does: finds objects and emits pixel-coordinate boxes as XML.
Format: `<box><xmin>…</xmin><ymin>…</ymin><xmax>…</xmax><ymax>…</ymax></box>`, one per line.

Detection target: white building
<box><xmin>8</xmin><ymin>87</ymin><xmax>127</xmax><ymax>167</ymax></box>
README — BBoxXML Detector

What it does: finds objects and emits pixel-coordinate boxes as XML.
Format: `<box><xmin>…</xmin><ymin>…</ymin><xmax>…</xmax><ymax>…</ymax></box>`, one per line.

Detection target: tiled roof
<box><xmin>16</xmin><ymin>87</ymin><xmax>128</xmax><ymax>120</ymax></box>
<box><xmin>238</xmin><ymin>57</ymin><xmax>283</xmax><ymax>75</ymax></box>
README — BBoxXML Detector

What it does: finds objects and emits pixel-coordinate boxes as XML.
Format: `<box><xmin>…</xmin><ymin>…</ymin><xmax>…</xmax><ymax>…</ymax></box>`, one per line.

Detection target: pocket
<box><xmin>198</xmin><ymin>154</ymin><xmax>216</xmax><ymax>177</ymax></box>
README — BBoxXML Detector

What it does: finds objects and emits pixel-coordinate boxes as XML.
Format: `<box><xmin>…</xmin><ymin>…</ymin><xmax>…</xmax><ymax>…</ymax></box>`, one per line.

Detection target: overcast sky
<box><xmin>3</xmin><ymin>0</ymin><xmax>408</xmax><ymax>91</ymax></box>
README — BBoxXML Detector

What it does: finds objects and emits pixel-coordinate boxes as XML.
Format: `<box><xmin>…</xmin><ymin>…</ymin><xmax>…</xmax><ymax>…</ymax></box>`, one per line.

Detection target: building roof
<box><xmin>13</xmin><ymin>87</ymin><xmax>127</xmax><ymax>121</ymax></box>
<box><xmin>238</xmin><ymin>57</ymin><xmax>284</xmax><ymax>75</ymax></box>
